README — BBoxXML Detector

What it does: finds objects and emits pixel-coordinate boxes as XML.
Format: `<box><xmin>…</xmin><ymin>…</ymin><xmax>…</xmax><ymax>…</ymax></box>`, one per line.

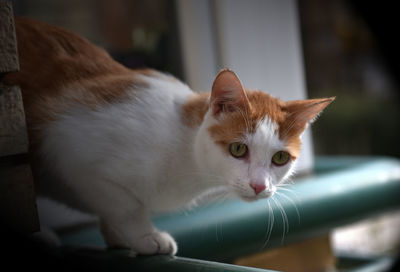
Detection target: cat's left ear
<box><xmin>282</xmin><ymin>97</ymin><xmax>335</xmax><ymax>135</ymax></box>
<box><xmin>210</xmin><ymin>69</ymin><xmax>250</xmax><ymax>116</ymax></box>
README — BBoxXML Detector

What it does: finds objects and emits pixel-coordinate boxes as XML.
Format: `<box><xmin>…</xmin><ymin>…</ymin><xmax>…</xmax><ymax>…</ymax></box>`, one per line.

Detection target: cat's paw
<box><xmin>132</xmin><ymin>231</ymin><xmax>177</xmax><ymax>256</ymax></box>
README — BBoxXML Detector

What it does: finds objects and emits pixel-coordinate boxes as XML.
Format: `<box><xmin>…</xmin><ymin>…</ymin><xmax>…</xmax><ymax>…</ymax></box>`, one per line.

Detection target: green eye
<box><xmin>229</xmin><ymin>142</ymin><xmax>248</xmax><ymax>158</ymax></box>
<box><xmin>272</xmin><ymin>151</ymin><xmax>291</xmax><ymax>166</ymax></box>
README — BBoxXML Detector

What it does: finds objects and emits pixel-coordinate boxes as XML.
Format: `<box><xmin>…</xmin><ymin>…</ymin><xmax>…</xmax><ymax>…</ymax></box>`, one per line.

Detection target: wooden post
<box><xmin>0</xmin><ymin>1</ymin><xmax>40</xmax><ymax>234</ymax></box>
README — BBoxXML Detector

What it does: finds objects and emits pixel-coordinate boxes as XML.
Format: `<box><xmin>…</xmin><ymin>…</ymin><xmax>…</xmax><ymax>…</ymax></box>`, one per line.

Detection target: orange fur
<box><xmin>181</xmin><ymin>92</ymin><xmax>210</xmax><ymax>127</ymax></box>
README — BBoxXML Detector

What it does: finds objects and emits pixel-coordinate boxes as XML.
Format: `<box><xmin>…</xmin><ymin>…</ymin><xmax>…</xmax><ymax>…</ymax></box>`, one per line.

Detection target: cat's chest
<box><xmin>139</xmin><ymin>154</ymin><xmax>203</xmax><ymax>212</ymax></box>
<box><xmin>145</xmin><ymin>175</ymin><xmax>211</xmax><ymax>213</ymax></box>
<box><xmin>133</xmin><ymin>146</ymin><xmax>215</xmax><ymax>213</ymax></box>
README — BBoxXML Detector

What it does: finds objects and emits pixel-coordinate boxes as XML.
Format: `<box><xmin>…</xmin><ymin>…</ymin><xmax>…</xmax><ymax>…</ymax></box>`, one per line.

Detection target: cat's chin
<box><xmin>238</xmin><ymin>193</ymin><xmax>274</xmax><ymax>202</ymax></box>
<box><xmin>239</xmin><ymin>196</ymin><xmax>259</xmax><ymax>202</ymax></box>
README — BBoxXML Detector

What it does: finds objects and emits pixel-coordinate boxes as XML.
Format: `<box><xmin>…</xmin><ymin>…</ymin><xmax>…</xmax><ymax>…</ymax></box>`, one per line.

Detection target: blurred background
<box><xmin>9</xmin><ymin>0</ymin><xmax>400</xmax><ymax>270</ymax></box>
<box><xmin>300</xmin><ymin>0</ymin><xmax>400</xmax><ymax>158</ymax></box>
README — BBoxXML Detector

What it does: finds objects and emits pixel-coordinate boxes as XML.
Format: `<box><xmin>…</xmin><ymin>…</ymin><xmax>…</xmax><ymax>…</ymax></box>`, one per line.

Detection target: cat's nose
<box><xmin>250</xmin><ymin>183</ymin><xmax>266</xmax><ymax>195</ymax></box>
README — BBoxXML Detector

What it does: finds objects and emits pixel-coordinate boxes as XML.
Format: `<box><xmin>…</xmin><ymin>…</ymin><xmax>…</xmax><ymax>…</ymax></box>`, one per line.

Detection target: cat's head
<box><xmin>193</xmin><ymin>69</ymin><xmax>334</xmax><ymax>201</ymax></box>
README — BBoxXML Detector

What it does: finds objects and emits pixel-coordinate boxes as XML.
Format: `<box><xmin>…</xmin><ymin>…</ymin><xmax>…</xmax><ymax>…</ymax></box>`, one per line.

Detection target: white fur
<box><xmin>39</xmin><ymin>74</ymin><xmax>296</xmax><ymax>255</ymax></box>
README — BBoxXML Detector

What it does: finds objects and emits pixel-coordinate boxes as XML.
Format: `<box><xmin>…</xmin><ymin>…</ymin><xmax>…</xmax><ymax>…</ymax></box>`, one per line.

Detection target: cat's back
<box><xmin>6</xmin><ymin>16</ymin><xmax>132</xmax><ymax>97</ymax></box>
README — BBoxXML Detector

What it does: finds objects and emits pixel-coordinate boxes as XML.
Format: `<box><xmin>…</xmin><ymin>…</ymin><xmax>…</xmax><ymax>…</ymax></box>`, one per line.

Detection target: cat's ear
<box><xmin>282</xmin><ymin>97</ymin><xmax>335</xmax><ymax>135</ymax></box>
<box><xmin>210</xmin><ymin>69</ymin><xmax>250</xmax><ymax>116</ymax></box>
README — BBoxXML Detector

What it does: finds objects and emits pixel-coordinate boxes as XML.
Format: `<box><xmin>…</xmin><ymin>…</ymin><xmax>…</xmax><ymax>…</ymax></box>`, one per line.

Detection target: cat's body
<box><xmin>4</xmin><ymin>17</ymin><xmax>333</xmax><ymax>255</ymax></box>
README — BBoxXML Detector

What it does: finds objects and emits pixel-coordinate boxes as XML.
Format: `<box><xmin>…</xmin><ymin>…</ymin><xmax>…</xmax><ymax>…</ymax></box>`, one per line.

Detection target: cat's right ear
<box><xmin>210</xmin><ymin>69</ymin><xmax>250</xmax><ymax>117</ymax></box>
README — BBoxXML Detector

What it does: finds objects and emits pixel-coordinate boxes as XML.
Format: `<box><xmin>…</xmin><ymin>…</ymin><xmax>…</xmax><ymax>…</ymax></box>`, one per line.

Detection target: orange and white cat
<box><xmin>4</xmin><ymin>17</ymin><xmax>334</xmax><ymax>255</ymax></box>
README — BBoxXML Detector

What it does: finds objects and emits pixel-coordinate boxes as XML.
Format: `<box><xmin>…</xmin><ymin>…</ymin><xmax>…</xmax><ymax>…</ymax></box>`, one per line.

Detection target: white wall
<box><xmin>175</xmin><ymin>0</ymin><xmax>219</xmax><ymax>91</ymax></box>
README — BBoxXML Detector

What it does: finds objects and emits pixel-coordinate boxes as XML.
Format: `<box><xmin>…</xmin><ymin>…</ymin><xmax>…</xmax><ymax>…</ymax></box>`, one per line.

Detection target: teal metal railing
<box><xmin>61</xmin><ymin>156</ymin><xmax>400</xmax><ymax>271</ymax></box>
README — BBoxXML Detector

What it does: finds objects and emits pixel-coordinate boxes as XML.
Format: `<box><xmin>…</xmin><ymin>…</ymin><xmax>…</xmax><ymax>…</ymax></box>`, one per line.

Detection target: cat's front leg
<box><xmin>100</xmin><ymin>209</ymin><xmax>177</xmax><ymax>256</ymax></box>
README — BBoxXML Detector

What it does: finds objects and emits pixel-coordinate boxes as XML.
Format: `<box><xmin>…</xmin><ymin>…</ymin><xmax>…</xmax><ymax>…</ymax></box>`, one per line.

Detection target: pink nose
<box><xmin>250</xmin><ymin>183</ymin><xmax>266</xmax><ymax>195</ymax></box>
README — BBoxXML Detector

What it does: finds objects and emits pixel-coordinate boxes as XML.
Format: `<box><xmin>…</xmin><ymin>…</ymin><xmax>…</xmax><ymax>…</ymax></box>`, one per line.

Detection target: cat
<box><xmin>4</xmin><ymin>16</ymin><xmax>334</xmax><ymax>256</ymax></box>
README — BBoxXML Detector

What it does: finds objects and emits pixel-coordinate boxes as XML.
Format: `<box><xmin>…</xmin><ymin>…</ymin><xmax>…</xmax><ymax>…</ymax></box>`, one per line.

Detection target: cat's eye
<box><xmin>272</xmin><ymin>151</ymin><xmax>291</xmax><ymax>166</ymax></box>
<box><xmin>229</xmin><ymin>142</ymin><xmax>248</xmax><ymax>158</ymax></box>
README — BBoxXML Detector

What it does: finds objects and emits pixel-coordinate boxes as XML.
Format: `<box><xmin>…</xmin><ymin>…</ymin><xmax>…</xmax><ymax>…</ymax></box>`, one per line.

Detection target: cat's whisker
<box><xmin>269</xmin><ymin>200</ymin><xmax>275</xmax><ymax>241</ymax></box>
<box><xmin>275</xmin><ymin>191</ymin><xmax>301</xmax><ymax>224</ymax></box>
<box><xmin>276</xmin><ymin>189</ymin><xmax>300</xmax><ymax>205</ymax></box>
<box><xmin>276</xmin><ymin>184</ymin><xmax>294</xmax><ymax>189</ymax></box>
<box><xmin>271</xmin><ymin>196</ymin><xmax>289</xmax><ymax>244</ymax></box>
<box><xmin>277</xmin><ymin>181</ymin><xmax>295</xmax><ymax>187</ymax></box>
<box><xmin>281</xmin><ymin>178</ymin><xmax>295</xmax><ymax>185</ymax></box>
<box><xmin>276</xmin><ymin>186</ymin><xmax>300</xmax><ymax>201</ymax></box>
<box><xmin>212</xmin><ymin>189</ymin><xmax>239</xmax><ymax>242</ymax></box>
<box><xmin>276</xmin><ymin>186</ymin><xmax>297</xmax><ymax>194</ymax></box>
<box><xmin>276</xmin><ymin>181</ymin><xmax>296</xmax><ymax>190</ymax></box>
<box><xmin>263</xmin><ymin>199</ymin><xmax>275</xmax><ymax>249</ymax></box>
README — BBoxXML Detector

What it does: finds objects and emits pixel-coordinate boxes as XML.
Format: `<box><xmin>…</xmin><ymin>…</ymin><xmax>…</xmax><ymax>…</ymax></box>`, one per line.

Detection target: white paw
<box><xmin>132</xmin><ymin>231</ymin><xmax>177</xmax><ymax>256</ymax></box>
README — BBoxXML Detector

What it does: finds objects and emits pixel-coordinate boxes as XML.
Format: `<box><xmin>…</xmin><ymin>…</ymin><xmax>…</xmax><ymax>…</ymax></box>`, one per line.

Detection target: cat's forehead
<box><xmin>208</xmin><ymin>92</ymin><xmax>283</xmax><ymax>143</ymax></box>
<box><xmin>246</xmin><ymin>90</ymin><xmax>286</xmax><ymax>125</ymax></box>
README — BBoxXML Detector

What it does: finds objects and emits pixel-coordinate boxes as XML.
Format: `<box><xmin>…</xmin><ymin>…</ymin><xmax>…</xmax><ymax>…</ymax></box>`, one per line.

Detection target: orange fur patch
<box><xmin>181</xmin><ymin>92</ymin><xmax>210</xmax><ymax>127</ymax></box>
